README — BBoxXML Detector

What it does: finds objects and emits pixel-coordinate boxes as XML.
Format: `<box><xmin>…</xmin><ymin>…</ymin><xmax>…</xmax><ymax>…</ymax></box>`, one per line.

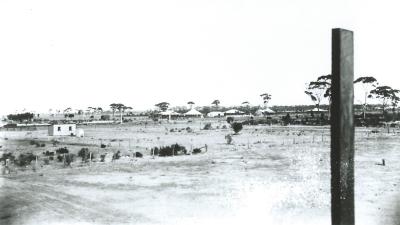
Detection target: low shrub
<box><xmin>113</xmin><ymin>151</ymin><xmax>121</xmax><ymax>160</ymax></box>
<box><xmin>135</xmin><ymin>152</ymin><xmax>143</xmax><ymax>158</ymax></box>
<box><xmin>225</xmin><ymin>134</ymin><xmax>233</xmax><ymax>144</ymax></box>
<box><xmin>151</xmin><ymin>144</ymin><xmax>187</xmax><ymax>157</ymax></box>
<box><xmin>56</xmin><ymin>147</ymin><xmax>69</xmax><ymax>154</ymax></box>
<box><xmin>78</xmin><ymin>148</ymin><xmax>90</xmax><ymax>162</ymax></box>
<box><xmin>43</xmin><ymin>151</ymin><xmax>55</xmax><ymax>156</ymax></box>
<box><xmin>203</xmin><ymin>123</ymin><xmax>212</xmax><ymax>130</ymax></box>
<box><xmin>226</xmin><ymin>117</ymin><xmax>234</xmax><ymax>124</ymax></box>
<box><xmin>15</xmin><ymin>153</ymin><xmax>36</xmax><ymax>167</ymax></box>
<box><xmin>192</xmin><ymin>148</ymin><xmax>202</xmax><ymax>154</ymax></box>
<box><xmin>231</xmin><ymin>122</ymin><xmax>243</xmax><ymax>134</ymax></box>
<box><xmin>64</xmin><ymin>154</ymin><xmax>75</xmax><ymax>166</ymax></box>
<box><xmin>0</xmin><ymin>152</ymin><xmax>15</xmax><ymax>162</ymax></box>
<box><xmin>100</xmin><ymin>144</ymin><xmax>107</xmax><ymax>148</ymax></box>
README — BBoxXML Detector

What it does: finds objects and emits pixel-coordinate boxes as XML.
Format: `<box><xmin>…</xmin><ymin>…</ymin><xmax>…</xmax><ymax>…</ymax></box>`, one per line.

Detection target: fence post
<box><xmin>331</xmin><ymin>28</ymin><xmax>355</xmax><ymax>225</ymax></box>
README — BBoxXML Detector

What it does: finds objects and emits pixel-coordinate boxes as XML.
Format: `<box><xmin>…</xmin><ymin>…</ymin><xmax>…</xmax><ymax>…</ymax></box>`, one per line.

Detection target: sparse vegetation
<box><xmin>231</xmin><ymin>122</ymin><xmax>243</xmax><ymax>134</ymax></box>
<box><xmin>151</xmin><ymin>144</ymin><xmax>187</xmax><ymax>157</ymax></box>
<box><xmin>203</xmin><ymin>123</ymin><xmax>212</xmax><ymax>130</ymax></box>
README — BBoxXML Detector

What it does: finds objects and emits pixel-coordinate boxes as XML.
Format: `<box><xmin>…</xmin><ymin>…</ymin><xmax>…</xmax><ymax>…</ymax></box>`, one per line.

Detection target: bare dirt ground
<box><xmin>1</xmin><ymin>120</ymin><xmax>400</xmax><ymax>225</ymax></box>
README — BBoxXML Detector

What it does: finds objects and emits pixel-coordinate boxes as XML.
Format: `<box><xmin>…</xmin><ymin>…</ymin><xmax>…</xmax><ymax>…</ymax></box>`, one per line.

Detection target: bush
<box><xmin>222</xmin><ymin>125</ymin><xmax>227</xmax><ymax>129</ymax></box>
<box><xmin>113</xmin><ymin>151</ymin><xmax>121</xmax><ymax>160</ymax></box>
<box><xmin>0</xmin><ymin>152</ymin><xmax>15</xmax><ymax>162</ymax></box>
<box><xmin>64</xmin><ymin>154</ymin><xmax>75</xmax><ymax>166</ymax></box>
<box><xmin>192</xmin><ymin>148</ymin><xmax>202</xmax><ymax>154</ymax></box>
<box><xmin>225</xmin><ymin>134</ymin><xmax>233</xmax><ymax>144</ymax></box>
<box><xmin>52</xmin><ymin>140</ymin><xmax>60</xmax><ymax>146</ymax></box>
<box><xmin>203</xmin><ymin>123</ymin><xmax>212</xmax><ymax>130</ymax></box>
<box><xmin>16</xmin><ymin>153</ymin><xmax>36</xmax><ymax>167</ymax></box>
<box><xmin>43</xmin><ymin>151</ymin><xmax>55</xmax><ymax>156</ymax></box>
<box><xmin>231</xmin><ymin>122</ymin><xmax>243</xmax><ymax>134</ymax></box>
<box><xmin>226</xmin><ymin>117</ymin><xmax>234</xmax><ymax>124</ymax></box>
<box><xmin>151</xmin><ymin>144</ymin><xmax>187</xmax><ymax>157</ymax></box>
<box><xmin>40</xmin><ymin>143</ymin><xmax>46</xmax><ymax>147</ymax></box>
<box><xmin>56</xmin><ymin>147</ymin><xmax>69</xmax><ymax>154</ymax></box>
<box><xmin>135</xmin><ymin>152</ymin><xmax>143</xmax><ymax>158</ymax></box>
<box><xmin>78</xmin><ymin>148</ymin><xmax>90</xmax><ymax>162</ymax></box>
<box><xmin>100</xmin><ymin>144</ymin><xmax>107</xmax><ymax>148</ymax></box>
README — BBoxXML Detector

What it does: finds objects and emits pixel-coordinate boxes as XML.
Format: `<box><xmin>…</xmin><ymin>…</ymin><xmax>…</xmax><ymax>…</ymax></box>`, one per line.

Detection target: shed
<box><xmin>48</xmin><ymin>124</ymin><xmax>76</xmax><ymax>136</ymax></box>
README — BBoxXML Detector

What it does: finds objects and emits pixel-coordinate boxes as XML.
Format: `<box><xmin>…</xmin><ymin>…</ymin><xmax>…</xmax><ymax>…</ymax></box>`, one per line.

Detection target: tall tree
<box><xmin>370</xmin><ymin>86</ymin><xmax>399</xmax><ymax>116</ymax></box>
<box><xmin>110</xmin><ymin>103</ymin><xmax>118</xmax><ymax>118</ymax></box>
<box><xmin>260</xmin><ymin>93</ymin><xmax>272</xmax><ymax>109</ymax></box>
<box><xmin>187</xmin><ymin>101</ymin><xmax>195</xmax><ymax>110</ymax></box>
<box><xmin>241</xmin><ymin>101</ymin><xmax>250</xmax><ymax>114</ymax></box>
<box><xmin>155</xmin><ymin>102</ymin><xmax>170</xmax><ymax>112</ymax></box>
<box><xmin>305</xmin><ymin>75</ymin><xmax>331</xmax><ymax>112</ymax></box>
<box><xmin>211</xmin><ymin>100</ymin><xmax>220</xmax><ymax>110</ymax></box>
<box><xmin>354</xmin><ymin>76</ymin><xmax>378</xmax><ymax>119</ymax></box>
<box><xmin>120</xmin><ymin>105</ymin><xmax>132</xmax><ymax>123</ymax></box>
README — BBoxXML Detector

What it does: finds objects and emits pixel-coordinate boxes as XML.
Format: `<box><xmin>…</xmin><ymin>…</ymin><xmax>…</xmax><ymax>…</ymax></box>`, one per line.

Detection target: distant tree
<box><xmin>110</xmin><ymin>103</ymin><xmax>118</xmax><ymax>118</ymax></box>
<box><xmin>390</xmin><ymin>92</ymin><xmax>400</xmax><ymax>118</ymax></box>
<box><xmin>155</xmin><ymin>102</ymin><xmax>170</xmax><ymax>112</ymax></box>
<box><xmin>305</xmin><ymin>75</ymin><xmax>331</xmax><ymax>112</ymax></box>
<box><xmin>354</xmin><ymin>76</ymin><xmax>378</xmax><ymax>119</ymax></box>
<box><xmin>7</xmin><ymin>112</ymin><xmax>34</xmax><ymax>123</ymax></box>
<box><xmin>121</xmin><ymin>105</ymin><xmax>132</xmax><ymax>123</ymax></box>
<box><xmin>187</xmin><ymin>101</ymin><xmax>195</xmax><ymax>110</ymax></box>
<box><xmin>63</xmin><ymin>107</ymin><xmax>72</xmax><ymax>117</ymax></box>
<box><xmin>96</xmin><ymin>107</ymin><xmax>103</xmax><ymax>114</ymax></box>
<box><xmin>241</xmin><ymin>101</ymin><xmax>250</xmax><ymax>114</ymax></box>
<box><xmin>260</xmin><ymin>93</ymin><xmax>272</xmax><ymax>109</ymax></box>
<box><xmin>211</xmin><ymin>100</ymin><xmax>220</xmax><ymax>110</ymax></box>
<box><xmin>370</xmin><ymin>86</ymin><xmax>400</xmax><ymax>116</ymax></box>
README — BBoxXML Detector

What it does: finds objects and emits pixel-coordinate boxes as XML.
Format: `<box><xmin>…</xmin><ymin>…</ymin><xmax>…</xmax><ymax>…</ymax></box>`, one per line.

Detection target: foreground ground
<box><xmin>1</xmin><ymin>120</ymin><xmax>400</xmax><ymax>225</ymax></box>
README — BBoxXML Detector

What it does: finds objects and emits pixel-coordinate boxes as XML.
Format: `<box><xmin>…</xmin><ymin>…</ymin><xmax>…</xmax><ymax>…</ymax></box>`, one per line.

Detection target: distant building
<box><xmin>184</xmin><ymin>109</ymin><xmax>203</xmax><ymax>118</ymax></box>
<box><xmin>207</xmin><ymin>111</ymin><xmax>224</xmax><ymax>118</ymax></box>
<box><xmin>48</xmin><ymin>124</ymin><xmax>76</xmax><ymax>136</ymax></box>
<box><xmin>224</xmin><ymin>109</ymin><xmax>246</xmax><ymax>117</ymax></box>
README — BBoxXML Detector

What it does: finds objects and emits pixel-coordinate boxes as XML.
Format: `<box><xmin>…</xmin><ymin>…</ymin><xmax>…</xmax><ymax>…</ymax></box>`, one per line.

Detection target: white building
<box><xmin>184</xmin><ymin>109</ymin><xmax>203</xmax><ymax>118</ymax></box>
<box><xmin>207</xmin><ymin>111</ymin><xmax>224</xmax><ymax>118</ymax></box>
<box><xmin>48</xmin><ymin>124</ymin><xmax>76</xmax><ymax>136</ymax></box>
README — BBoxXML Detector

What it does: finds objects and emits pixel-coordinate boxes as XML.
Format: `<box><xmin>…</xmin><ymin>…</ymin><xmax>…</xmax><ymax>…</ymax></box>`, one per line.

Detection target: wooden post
<box><xmin>331</xmin><ymin>28</ymin><xmax>355</xmax><ymax>225</ymax></box>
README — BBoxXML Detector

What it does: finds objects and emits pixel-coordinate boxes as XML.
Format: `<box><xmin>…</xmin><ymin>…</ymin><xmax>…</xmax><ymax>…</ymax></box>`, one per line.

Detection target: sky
<box><xmin>1</xmin><ymin>0</ymin><xmax>400</xmax><ymax>115</ymax></box>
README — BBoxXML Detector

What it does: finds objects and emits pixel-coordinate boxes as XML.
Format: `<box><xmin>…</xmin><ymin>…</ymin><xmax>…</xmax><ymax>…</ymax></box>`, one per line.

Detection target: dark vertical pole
<box><xmin>331</xmin><ymin>28</ymin><xmax>355</xmax><ymax>225</ymax></box>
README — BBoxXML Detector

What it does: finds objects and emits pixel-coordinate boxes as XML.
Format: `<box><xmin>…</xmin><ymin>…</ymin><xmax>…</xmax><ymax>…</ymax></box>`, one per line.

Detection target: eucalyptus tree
<box><xmin>304</xmin><ymin>75</ymin><xmax>331</xmax><ymax>112</ymax></box>
<box><xmin>155</xmin><ymin>102</ymin><xmax>170</xmax><ymax>112</ymax></box>
<box><xmin>260</xmin><ymin>93</ymin><xmax>271</xmax><ymax>109</ymax></box>
<box><xmin>354</xmin><ymin>76</ymin><xmax>378</xmax><ymax>119</ymax></box>
<box><xmin>370</xmin><ymin>86</ymin><xmax>400</xmax><ymax>116</ymax></box>
<box><xmin>187</xmin><ymin>101</ymin><xmax>195</xmax><ymax>110</ymax></box>
<box><xmin>211</xmin><ymin>100</ymin><xmax>220</xmax><ymax>110</ymax></box>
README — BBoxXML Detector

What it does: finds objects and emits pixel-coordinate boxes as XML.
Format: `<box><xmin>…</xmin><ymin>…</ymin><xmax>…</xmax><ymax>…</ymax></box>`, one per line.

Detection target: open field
<box><xmin>1</xmin><ymin>120</ymin><xmax>400</xmax><ymax>225</ymax></box>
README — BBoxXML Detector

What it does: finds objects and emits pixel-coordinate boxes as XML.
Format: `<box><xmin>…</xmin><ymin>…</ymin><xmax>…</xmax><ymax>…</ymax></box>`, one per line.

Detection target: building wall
<box><xmin>48</xmin><ymin>124</ymin><xmax>76</xmax><ymax>136</ymax></box>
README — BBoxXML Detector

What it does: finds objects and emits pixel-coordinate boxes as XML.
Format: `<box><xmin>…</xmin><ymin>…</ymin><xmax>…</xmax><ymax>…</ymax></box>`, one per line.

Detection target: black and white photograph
<box><xmin>1</xmin><ymin>1</ymin><xmax>400</xmax><ymax>224</ymax></box>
